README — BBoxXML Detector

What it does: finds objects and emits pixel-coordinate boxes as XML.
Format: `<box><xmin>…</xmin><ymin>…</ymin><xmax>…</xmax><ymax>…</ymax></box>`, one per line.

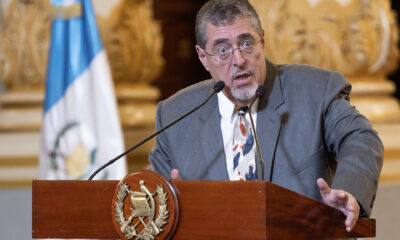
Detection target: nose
<box><xmin>231</xmin><ymin>48</ymin><xmax>246</xmax><ymax>66</ymax></box>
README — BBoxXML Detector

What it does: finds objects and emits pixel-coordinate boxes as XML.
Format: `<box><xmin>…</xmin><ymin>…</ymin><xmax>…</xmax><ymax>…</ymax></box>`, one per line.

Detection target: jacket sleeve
<box><xmin>148</xmin><ymin>101</ymin><xmax>173</xmax><ymax>179</ymax></box>
<box><xmin>323</xmin><ymin>71</ymin><xmax>383</xmax><ymax>217</ymax></box>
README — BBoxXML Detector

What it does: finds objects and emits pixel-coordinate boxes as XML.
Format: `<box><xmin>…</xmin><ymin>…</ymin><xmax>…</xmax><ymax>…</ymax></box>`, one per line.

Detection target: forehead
<box><xmin>204</xmin><ymin>17</ymin><xmax>258</xmax><ymax>47</ymax></box>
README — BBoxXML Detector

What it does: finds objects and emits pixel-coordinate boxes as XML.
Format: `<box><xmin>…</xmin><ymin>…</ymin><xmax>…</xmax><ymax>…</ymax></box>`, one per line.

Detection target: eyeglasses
<box><xmin>203</xmin><ymin>39</ymin><xmax>262</xmax><ymax>65</ymax></box>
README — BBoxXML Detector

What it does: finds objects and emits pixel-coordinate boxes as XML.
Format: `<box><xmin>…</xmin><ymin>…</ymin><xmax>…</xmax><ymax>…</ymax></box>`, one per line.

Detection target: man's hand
<box><xmin>170</xmin><ymin>169</ymin><xmax>182</xmax><ymax>180</ymax></box>
<box><xmin>317</xmin><ymin>178</ymin><xmax>360</xmax><ymax>232</ymax></box>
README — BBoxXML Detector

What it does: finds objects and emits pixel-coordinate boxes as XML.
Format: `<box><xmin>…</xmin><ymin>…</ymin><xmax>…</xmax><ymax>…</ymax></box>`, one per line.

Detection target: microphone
<box><xmin>88</xmin><ymin>81</ymin><xmax>225</xmax><ymax>180</ymax></box>
<box><xmin>248</xmin><ymin>86</ymin><xmax>267</xmax><ymax>181</ymax></box>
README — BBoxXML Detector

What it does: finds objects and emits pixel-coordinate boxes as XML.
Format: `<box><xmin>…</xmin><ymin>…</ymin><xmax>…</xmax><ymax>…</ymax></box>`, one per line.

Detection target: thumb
<box><xmin>170</xmin><ymin>169</ymin><xmax>181</xmax><ymax>180</ymax></box>
<box><xmin>317</xmin><ymin>178</ymin><xmax>330</xmax><ymax>196</ymax></box>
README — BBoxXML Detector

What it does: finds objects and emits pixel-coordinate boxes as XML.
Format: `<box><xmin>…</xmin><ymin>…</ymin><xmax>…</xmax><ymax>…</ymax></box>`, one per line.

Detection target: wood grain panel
<box><xmin>32</xmin><ymin>179</ymin><xmax>375</xmax><ymax>239</ymax></box>
<box><xmin>32</xmin><ymin>180</ymin><xmax>120</xmax><ymax>239</ymax></box>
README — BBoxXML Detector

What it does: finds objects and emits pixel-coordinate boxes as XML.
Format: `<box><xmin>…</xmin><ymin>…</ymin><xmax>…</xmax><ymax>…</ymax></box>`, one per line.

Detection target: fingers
<box><xmin>318</xmin><ymin>178</ymin><xmax>347</xmax><ymax>209</ymax></box>
<box><xmin>316</xmin><ymin>179</ymin><xmax>360</xmax><ymax>232</ymax></box>
<box><xmin>345</xmin><ymin>209</ymin><xmax>357</xmax><ymax>232</ymax></box>
<box><xmin>170</xmin><ymin>169</ymin><xmax>182</xmax><ymax>180</ymax></box>
<box><xmin>343</xmin><ymin>194</ymin><xmax>360</xmax><ymax>232</ymax></box>
<box><xmin>329</xmin><ymin>189</ymin><xmax>360</xmax><ymax>232</ymax></box>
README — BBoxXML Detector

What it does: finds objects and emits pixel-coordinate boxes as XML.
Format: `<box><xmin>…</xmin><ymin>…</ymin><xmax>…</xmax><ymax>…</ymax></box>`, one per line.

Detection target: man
<box><xmin>149</xmin><ymin>0</ymin><xmax>383</xmax><ymax>234</ymax></box>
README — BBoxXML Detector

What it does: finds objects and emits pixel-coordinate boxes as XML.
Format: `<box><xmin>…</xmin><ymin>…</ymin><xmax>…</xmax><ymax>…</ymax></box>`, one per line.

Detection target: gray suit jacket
<box><xmin>149</xmin><ymin>60</ymin><xmax>383</xmax><ymax>217</ymax></box>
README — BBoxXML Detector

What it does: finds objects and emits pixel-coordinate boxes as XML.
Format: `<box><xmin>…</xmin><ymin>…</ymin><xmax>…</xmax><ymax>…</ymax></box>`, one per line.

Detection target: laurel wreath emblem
<box><xmin>115</xmin><ymin>182</ymin><xmax>169</xmax><ymax>240</ymax></box>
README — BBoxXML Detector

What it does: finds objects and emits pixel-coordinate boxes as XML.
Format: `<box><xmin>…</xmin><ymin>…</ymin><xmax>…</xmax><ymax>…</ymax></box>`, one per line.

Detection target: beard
<box><xmin>230</xmin><ymin>68</ymin><xmax>258</xmax><ymax>101</ymax></box>
<box><xmin>230</xmin><ymin>82</ymin><xmax>258</xmax><ymax>101</ymax></box>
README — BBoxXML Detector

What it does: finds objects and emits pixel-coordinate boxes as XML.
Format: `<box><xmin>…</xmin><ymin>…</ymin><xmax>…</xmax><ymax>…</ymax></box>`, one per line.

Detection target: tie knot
<box><xmin>236</xmin><ymin>106</ymin><xmax>248</xmax><ymax>116</ymax></box>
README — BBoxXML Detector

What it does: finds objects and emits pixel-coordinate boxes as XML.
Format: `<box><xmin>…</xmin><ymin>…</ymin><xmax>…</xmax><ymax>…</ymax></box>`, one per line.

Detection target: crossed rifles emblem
<box><xmin>115</xmin><ymin>180</ymin><xmax>169</xmax><ymax>240</ymax></box>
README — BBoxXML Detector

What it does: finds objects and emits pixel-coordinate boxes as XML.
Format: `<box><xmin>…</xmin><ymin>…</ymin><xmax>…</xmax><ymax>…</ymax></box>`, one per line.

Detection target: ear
<box><xmin>260</xmin><ymin>30</ymin><xmax>265</xmax><ymax>48</ymax></box>
<box><xmin>195</xmin><ymin>45</ymin><xmax>210</xmax><ymax>71</ymax></box>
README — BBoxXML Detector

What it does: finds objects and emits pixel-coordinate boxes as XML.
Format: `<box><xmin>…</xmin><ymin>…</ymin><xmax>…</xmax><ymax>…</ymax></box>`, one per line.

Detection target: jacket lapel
<box><xmin>194</xmin><ymin>59</ymin><xmax>286</xmax><ymax>181</ymax></box>
<box><xmin>256</xmin><ymin>60</ymin><xmax>286</xmax><ymax>181</ymax></box>
<box><xmin>198</xmin><ymin>89</ymin><xmax>230</xmax><ymax>180</ymax></box>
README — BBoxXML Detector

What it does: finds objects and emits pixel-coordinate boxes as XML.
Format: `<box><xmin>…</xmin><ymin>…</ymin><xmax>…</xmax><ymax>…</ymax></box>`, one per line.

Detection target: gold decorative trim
<box><xmin>251</xmin><ymin>0</ymin><xmax>399</xmax><ymax>77</ymax></box>
<box><xmin>0</xmin><ymin>156</ymin><xmax>38</xmax><ymax>167</ymax></box>
<box><xmin>0</xmin><ymin>180</ymin><xmax>34</xmax><ymax>188</ymax></box>
<box><xmin>51</xmin><ymin>3</ymin><xmax>82</xmax><ymax>19</ymax></box>
<box><xmin>98</xmin><ymin>0</ymin><xmax>164</xmax><ymax>85</ymax></box>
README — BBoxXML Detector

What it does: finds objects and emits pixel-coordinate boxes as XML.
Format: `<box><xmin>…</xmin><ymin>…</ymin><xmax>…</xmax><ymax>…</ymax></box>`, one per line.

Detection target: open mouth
<box><xmin>233</xmin><ymin>72</ymin><xmax>252</xmax><ymax>85</ymax></box>
<box><xmin>235</xmin><ymin>72</ymin><xmax>250</xmax><ymax>79</ymax></box>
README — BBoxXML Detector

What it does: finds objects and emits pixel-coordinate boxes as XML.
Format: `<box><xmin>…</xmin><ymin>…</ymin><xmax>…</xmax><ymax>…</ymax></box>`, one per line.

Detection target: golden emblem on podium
<box><xmin>114</xmin><ymin>180</ymin><xmax>169</xmax><ymax>240</ymax></box>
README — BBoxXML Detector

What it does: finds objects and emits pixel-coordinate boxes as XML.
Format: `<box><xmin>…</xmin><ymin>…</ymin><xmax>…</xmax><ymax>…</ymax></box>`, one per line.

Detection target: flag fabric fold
<box><xmin>39</xmin><ymin>0</ymin><xmax>126</xmax><ymax>180</ymax></box>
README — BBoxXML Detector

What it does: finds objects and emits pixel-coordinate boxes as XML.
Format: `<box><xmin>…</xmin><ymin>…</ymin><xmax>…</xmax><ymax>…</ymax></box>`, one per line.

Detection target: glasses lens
<box><xmin>218</xmin><ymin>52</ymin><xmax>231</xmax><ymax>62</ymax></box>
<box><xmin>213</xmin><ymin>40</ymin><xmax>261</xmax><ymax>64</ymax></box>
<box><xmin>217</xmin><ymin>56</ymin><xmax>229</xmax><ymax>64</ymax></box>
<box><xmin>242</xmin><ymin>40</ymin><xmax>260</xmax><ymax>55</ymax></box>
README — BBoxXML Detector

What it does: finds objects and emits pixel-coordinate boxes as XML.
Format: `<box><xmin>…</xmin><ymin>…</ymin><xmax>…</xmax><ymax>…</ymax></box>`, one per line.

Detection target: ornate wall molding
<box><xmin>252</xmin><ymin>0</ymin><xmax>399</xmax><ymax>78</ymax></box>
<box><xmin>251</xmin><ymin>0</ymin><xmax>400</xmax><ymax>121</ymax></box>
<box><xmin>0</xmin><ymin>0</ymin><xmax>50</xmax><ymax>91</ymax></box>
<box><xmin>0</xmin><ymin>0</ymin><xmax>164</xmax><ymax>91</ymax></box>
<box><xmin>98</xmin><ymin>0</ymin><xmax>164</xmax><ymax>86</ymax></box>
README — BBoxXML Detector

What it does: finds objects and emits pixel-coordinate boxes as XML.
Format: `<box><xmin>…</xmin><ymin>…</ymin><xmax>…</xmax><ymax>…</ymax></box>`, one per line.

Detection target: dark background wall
<box><xmin>153</xmin><ymin>0</ymin><xmax>210</xmax><ymax>100</ymax></box>
<box><xmin>154</xmin><ymin>0</ymin><xmax>400</xmax><ymax>101</ymax></box>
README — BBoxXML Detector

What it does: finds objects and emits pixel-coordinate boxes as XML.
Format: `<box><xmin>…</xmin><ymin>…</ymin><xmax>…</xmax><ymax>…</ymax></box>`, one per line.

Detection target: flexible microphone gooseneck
<box><xmin>248</xmin><ymin>86</ymin><xmax>267</xmax><ymax>181</ymax></box>
<box><xmin>88</xmin><ymin>81</ymin><xmax>225</xmax><ymax>180</ymax></box>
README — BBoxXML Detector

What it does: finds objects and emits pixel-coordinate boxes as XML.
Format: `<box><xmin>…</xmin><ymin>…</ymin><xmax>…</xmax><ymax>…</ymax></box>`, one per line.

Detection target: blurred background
<box><xmin>0</xmin><ymin>0</ymin><xmax>399</xmax><ymax>239</ymax></box>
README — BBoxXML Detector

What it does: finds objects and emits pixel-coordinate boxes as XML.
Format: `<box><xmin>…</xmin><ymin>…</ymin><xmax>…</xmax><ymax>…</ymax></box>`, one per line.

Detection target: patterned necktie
<box><xmin>232</xmin><ymin>106</ymin><xmax>256</xmax><ymax>180</ymax></box>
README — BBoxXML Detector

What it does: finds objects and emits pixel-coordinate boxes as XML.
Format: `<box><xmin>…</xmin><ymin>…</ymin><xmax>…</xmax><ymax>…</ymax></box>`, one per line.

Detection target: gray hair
<box><xmin>195</xmin><ymin>0</ymin><xmax>263</xmax><ymax>49</ymax></box>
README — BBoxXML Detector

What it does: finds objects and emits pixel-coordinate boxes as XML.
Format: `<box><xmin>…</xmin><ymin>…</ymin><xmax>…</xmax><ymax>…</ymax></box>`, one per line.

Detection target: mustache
<box><xmin>230</xmin><ymin>68</ymin><xmax>254</xmax><ymax>81</ymax></box>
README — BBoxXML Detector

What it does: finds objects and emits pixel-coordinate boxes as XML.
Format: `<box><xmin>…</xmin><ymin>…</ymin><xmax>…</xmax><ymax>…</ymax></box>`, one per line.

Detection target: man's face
<box><xmin>196</xmin><ymin>16</ymin><xmax>266</xmax><ymax>106</ymax></box>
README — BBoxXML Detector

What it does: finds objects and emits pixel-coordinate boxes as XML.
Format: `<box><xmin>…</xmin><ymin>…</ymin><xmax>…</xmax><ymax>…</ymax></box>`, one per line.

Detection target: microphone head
<box><xmin>213</xmin><ymin>81</ymin><xmax>225</xmax><ymax>93</ymax></box>
<box><xmin>255</xmin><ymin>86</ymin><xmax>267</xmax><ymax>98</ymax></box>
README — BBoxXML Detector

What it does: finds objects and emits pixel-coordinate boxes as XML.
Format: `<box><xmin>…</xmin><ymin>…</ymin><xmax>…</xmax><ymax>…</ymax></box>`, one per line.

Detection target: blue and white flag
<box><xmin>39</xmin><ymin>0</ymin><xmax>126</xmax><ymax>180</ymax></box>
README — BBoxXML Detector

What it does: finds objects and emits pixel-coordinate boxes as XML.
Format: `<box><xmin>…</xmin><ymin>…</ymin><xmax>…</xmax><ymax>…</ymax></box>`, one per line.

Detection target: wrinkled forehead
<box><xmin>204</xmin><ymin>17</ymin><xmax>259</xmax><ymax>47</ymax></box>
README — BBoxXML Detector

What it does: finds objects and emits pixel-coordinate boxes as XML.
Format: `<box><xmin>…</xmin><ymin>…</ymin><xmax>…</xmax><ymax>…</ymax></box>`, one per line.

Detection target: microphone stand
<box><xmin>88</xmin><ymin>81</ymin><xmax>225</xmax><ymax>180</ymax></box>
<box><xmin>248</xmin><ymin>86</ymin><xmax>266</xmax><ymax>181</ymax></box>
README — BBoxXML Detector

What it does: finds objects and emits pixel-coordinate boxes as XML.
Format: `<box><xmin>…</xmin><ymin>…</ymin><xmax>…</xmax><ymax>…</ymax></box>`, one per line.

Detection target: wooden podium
<box><xmin>32</xmin><ymin>170</ymin><xmax>375</xmax><ymax>239</ymax></box>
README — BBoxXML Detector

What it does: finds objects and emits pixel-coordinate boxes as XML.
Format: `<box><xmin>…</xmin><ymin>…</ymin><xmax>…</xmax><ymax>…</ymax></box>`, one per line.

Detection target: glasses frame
<box><xmin>202</xmin><ymin>39</ymin><xmax>262</xmax><ymax>64</ymax></box>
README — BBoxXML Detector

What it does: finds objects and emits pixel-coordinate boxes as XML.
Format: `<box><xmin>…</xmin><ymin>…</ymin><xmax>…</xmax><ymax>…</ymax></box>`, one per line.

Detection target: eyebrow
<box><xmin>212</xmin><ymin>33</ymin><xmax>256</xmax><ymax>47</ymax></box>
<box><xmin>213</xmin><ymin>38</ymin><xmax>229</xmax><ymax>47</ymax></box>
<box><xmin>237</xmin><ymin>33</ymin><xmax>256</xmax><ymax>41</ymax></box>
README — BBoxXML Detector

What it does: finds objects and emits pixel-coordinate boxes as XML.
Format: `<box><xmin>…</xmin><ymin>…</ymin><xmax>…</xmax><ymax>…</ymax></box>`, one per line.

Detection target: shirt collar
<box><xmin>217</xmin><ymin>91</ymin><xmax>259</xmax><ymax>122</ymax></box>
<box><xmin>217</xmin><ymin>91</ymin><xmax>236</xmax><ymax>122</ymax></box>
